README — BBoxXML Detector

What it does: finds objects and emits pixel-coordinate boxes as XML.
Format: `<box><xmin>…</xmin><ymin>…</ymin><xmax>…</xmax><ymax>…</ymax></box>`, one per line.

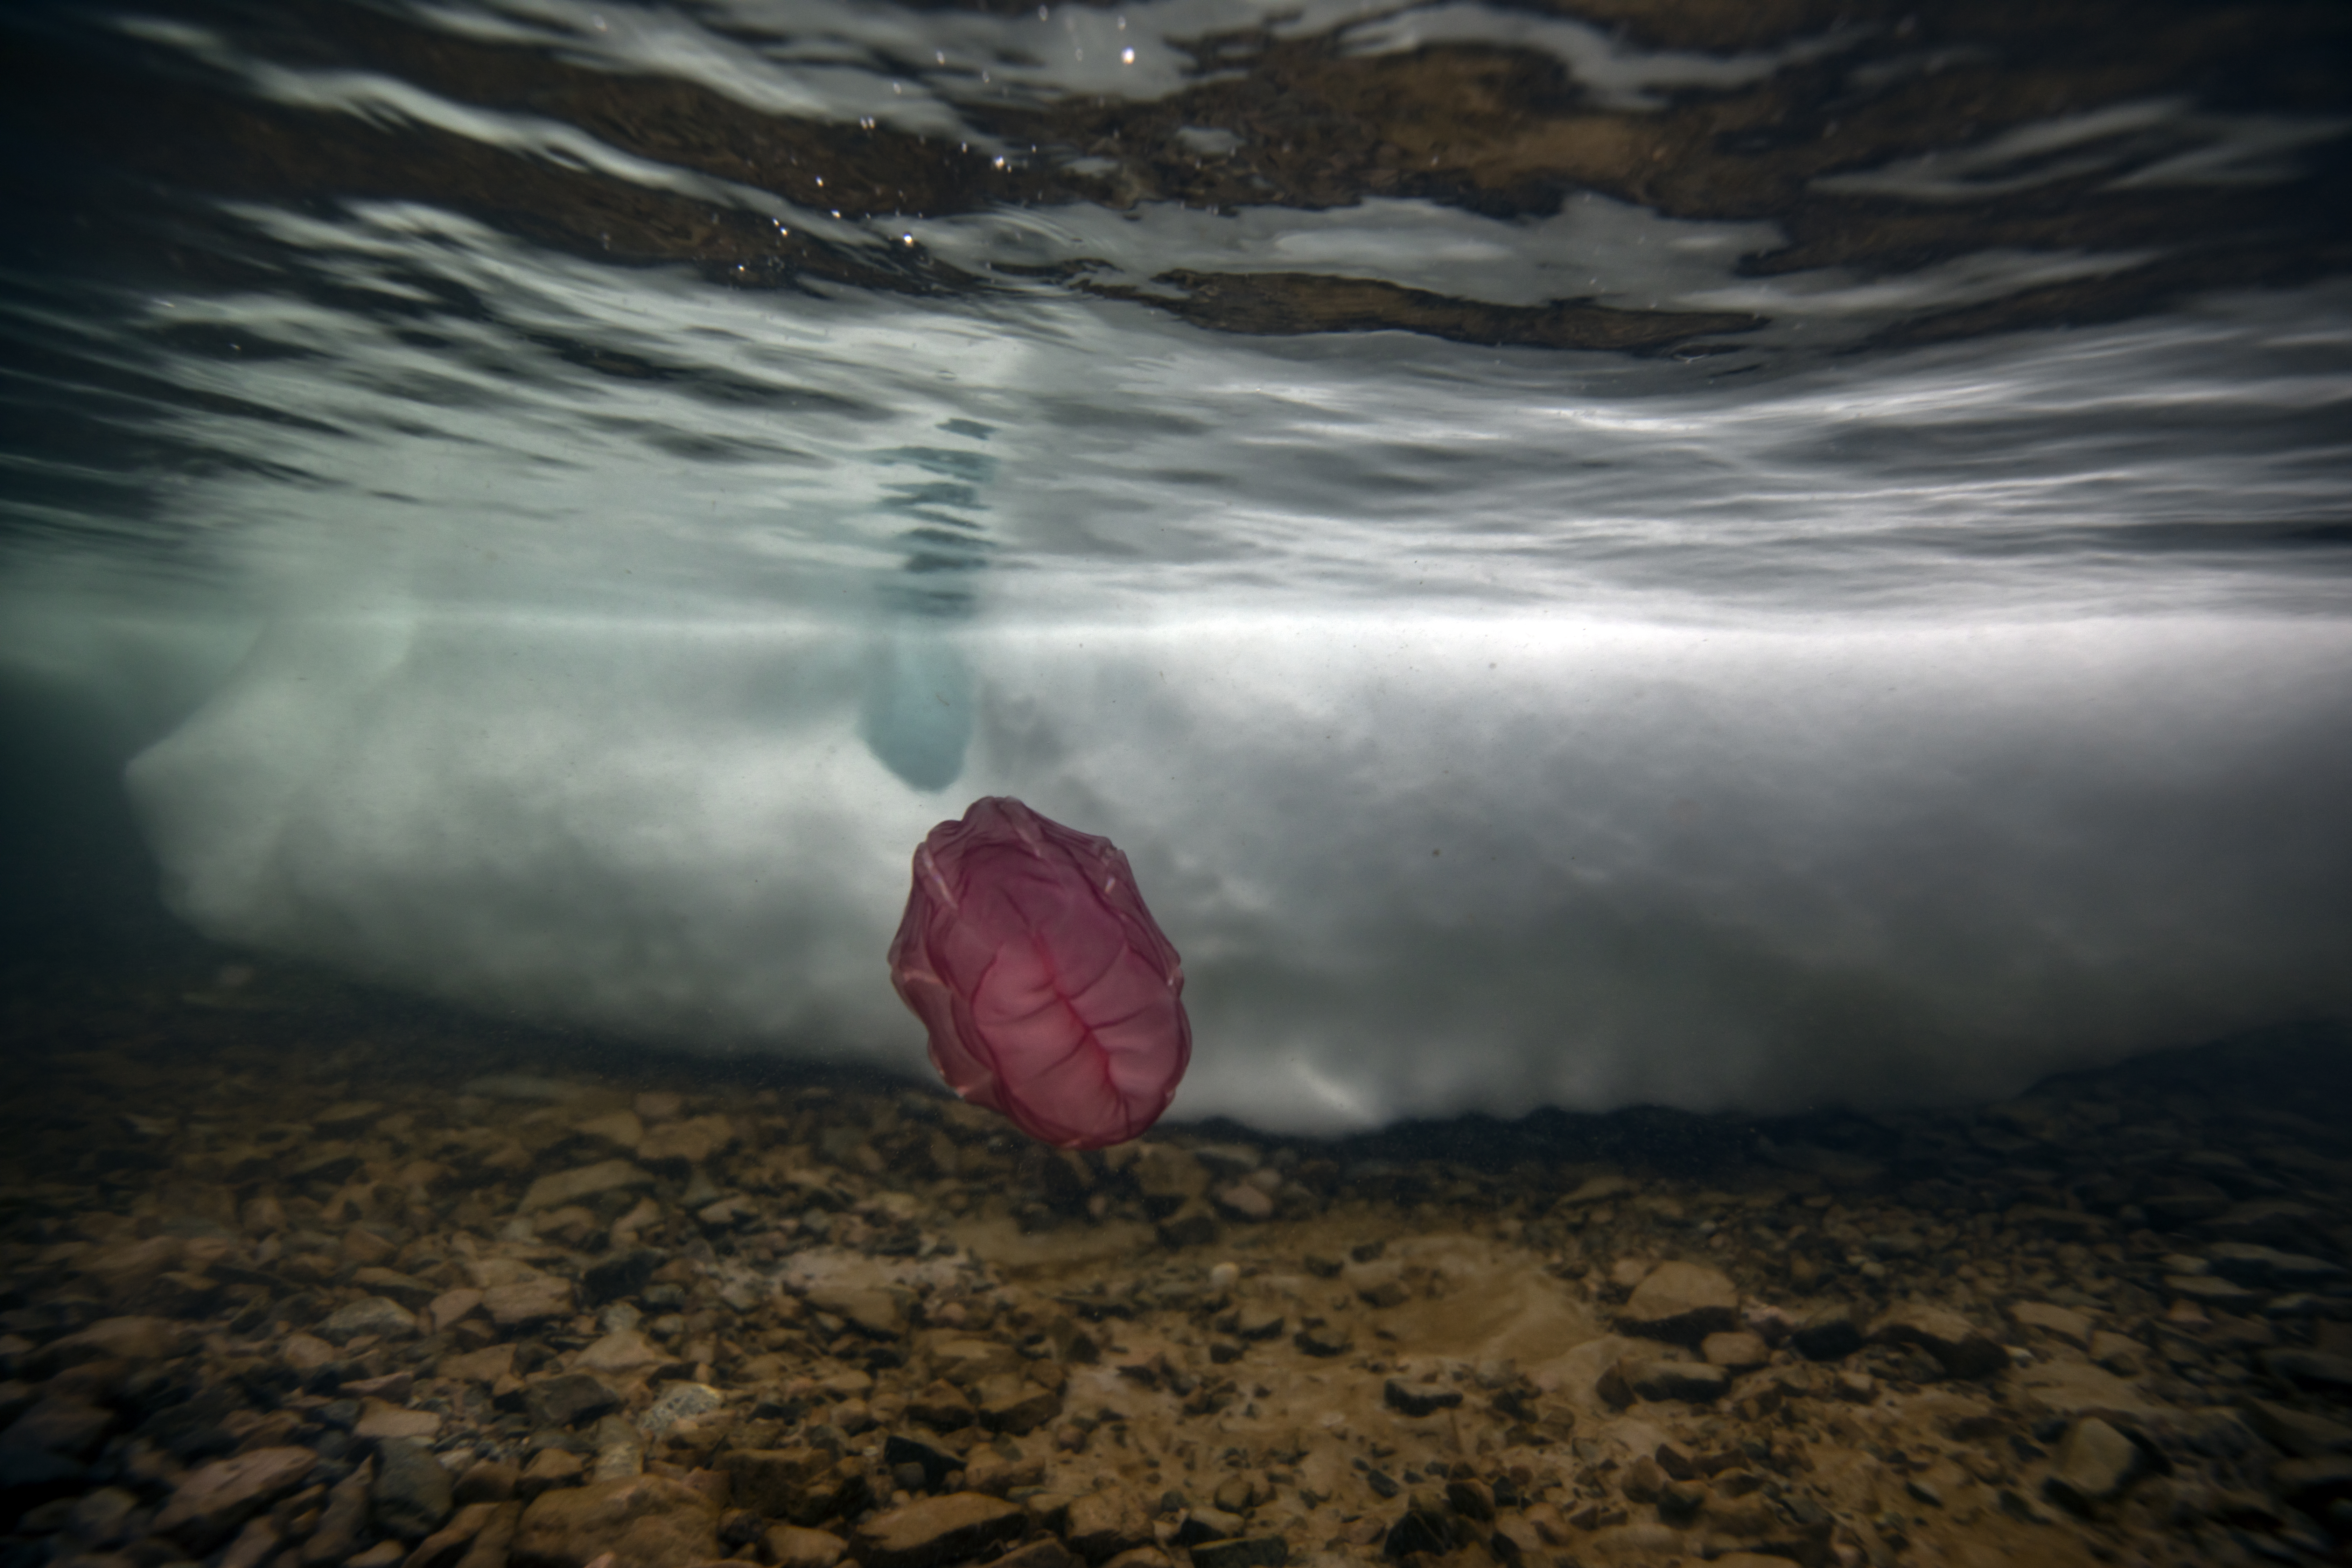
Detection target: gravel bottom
<box><xmin>3</xmin><ymin>951</ymin><xmax>2349</xmax><ymax>1568</ymax></box>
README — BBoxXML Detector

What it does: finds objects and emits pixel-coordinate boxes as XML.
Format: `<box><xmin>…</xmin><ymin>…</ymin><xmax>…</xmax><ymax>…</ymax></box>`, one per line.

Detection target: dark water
<box><xmin>2</xmin><ymin>0</ymin><xmax>2350</xmax><ymax>1128</ymax></box>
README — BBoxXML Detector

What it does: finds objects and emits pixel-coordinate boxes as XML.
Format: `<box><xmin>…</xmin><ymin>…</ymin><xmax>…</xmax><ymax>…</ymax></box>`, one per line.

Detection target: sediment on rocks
<box><xmin>2</xmin><ymin>957</ymin><xmax>2349</xmax><ymax>1568</ymax></box>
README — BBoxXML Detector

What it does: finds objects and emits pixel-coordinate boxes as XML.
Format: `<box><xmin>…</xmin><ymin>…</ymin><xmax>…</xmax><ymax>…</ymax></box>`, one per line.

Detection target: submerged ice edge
<box><xmin>111</xmin><ymin>607</ymin><xmax>2352</xmax><ymax>1135</ymax></box>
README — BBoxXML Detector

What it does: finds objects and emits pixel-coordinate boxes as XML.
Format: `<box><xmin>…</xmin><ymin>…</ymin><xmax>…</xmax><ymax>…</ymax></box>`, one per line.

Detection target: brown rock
<box><xmin>1867</xmin><ymin>1304</ymin><xmax>2006</xmax><ymax>1380</ymax></box>
<box><xmin>518</xmin><ymin>1449</ymin><xmax>586</xmax><ymax>1499</ymax></box>
<box><xmin>637</xmin><ymin>1115</ymin><xmax>737</xmax><ymax>1169</ymax></box>
<box><xmin>1618</xmin><ymin>1262</ymin><xmax>1739</xmax><ymax>1344</ymax></box>
<box><xmin>718</xmin><ymin>1449</ymin><xmax>851</xmax><ymax>1526</ymax></box>
<box><xmin>510</xmin><ymin>1476</ymin><xmax>720</xmax><ymax>1568</ymax></box>
<box><xmin>428</xmin><ymin>1289</ymin><xmax>485</xmax><ymax>1333</ymax></box>
<box><xmin>356</xmin><ymin>1401</ymin><xmax>443</xmax><ymax>1442</ymax></box>
<box><xmin>44</xmin><ymin>1315</ymin><xmax>189</xmax><ymax>1365</ymax></box>
<box><xmin>1700</xmin><ymin>1331</ymin><xmax>1769</xmax><ymax>1370</ymax></box>
<box><xmin>577</xmin><ymin>1329</ymin><xmax>664</xmax><ymax>1377</ymax></box>
<box><xmin>1063</xmin><ymin>1489</ymin><xmax>1149</xmax><ymax>1563</ymax></box>
<box><xmin>1131</xmin><ymin>1146</ymin><xmax>1209</xmax><ymax>1216</ymax></box>
<box><xmin>1623</xmin><ymin>1355</ymin><xmax>1729</xmax><ymax>1404</ymax></box>
<box><xmin>904</xmin><ymin>1380</ymin><xmax>975</xmax><ymax>1430</ymax></box>
<box><xmin>977</xmin><ymin>1382</ymin><xmax>1063</xmax><ymax>1436</ymax></box>
<box><xmin>929</xmin><ymin>1338</ymin><xmax>1022</xmax><ymax>1387</ymax></box>
<box><xmin>485</xmin><ymin>1276</ymin><xmax>576</xmax><ymax>1329</ymax></box>
<box><xmin>154</xmin><ymin>1447</ymin><xmax>320</xmax><ymax>1551</ymax></box>
<box><xmin>2009</xmin><ymin>1301</ymin><xmax>2093</xmax><ymax>1349</ymax></box>
<box><xmin>993</xmin><ymin>1541</ymin><xmax>1078</xmax><ymax>1568</ymax></box>
<box><xmin>763</xmin><ymin>1525</ymin><xmax>848</xmax><ymax>1568</ymax></box>
<box><xmin>78</xmin><ymin>1235</ymin><xmax>186</xmax><ymax>1302</ymax></box>
<box><xmin>2244</xmin><ymin>1399</ymin><xmax>2352</xmax><ymax>1458</ymax></box>
<box><xmin>455</xmin><ymin>1502</ymin><xmax>523</xmax><ymax>1568</ymax></box>
<box><xmin>401</xmin><ymin>1501</ymin><xmax>498</xmax><ymax>1568</ymax></box>
<box><xmin>302</xmin><ymin>1471</ymin><xmax>375</xmax><ymax>1566</ymax></box>
<box><xmin>519</xmin><ymin>1161</ymin><xmax>654</xmax><ymax>1214</ymax></box>
<box><xmin>2043</xmin><ymin>1417</ymin><xmax>2143</xmax><ymax>1512</ymax></box>
<box><xmin>442</xmin><ymin>1344</ymin><xmax>516</xmax><ymax>1383</ymax></box>
<box><xmin>456</xmin><ymin>1460</ymin><xmax>520</xmax><ymax>1505</ymax></box>
<box><xmin>804</xmin><ymin>1285</ymin><xmax>905</xmax><ymax>1339</ymax></box>
<box><xmin>1212</xmin><ymin>1184</ymin><xmax>1273</xmax><ymax>1222</ymax></box>
<box><xmin>2</xmin><ymin>1394</ymin><xmax>112</xmax><ymax>1458</ymax></box>
<box><xmin>2271</xmin><ymin>1456</ymin><xmax>2352</xmax><ymax>1512</ymax></box>
<box><xmin>848</xmin><ymin>1493</ymin><xmax>1024</xmax><ymax>1568</ymax></box>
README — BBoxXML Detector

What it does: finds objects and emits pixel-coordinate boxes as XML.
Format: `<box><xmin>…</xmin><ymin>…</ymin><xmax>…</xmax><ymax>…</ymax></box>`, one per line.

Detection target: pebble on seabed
<box><xmin>2</xmin><ymin>969</ymin><xmax>2350</xmax><ymax>1568</ymax></box>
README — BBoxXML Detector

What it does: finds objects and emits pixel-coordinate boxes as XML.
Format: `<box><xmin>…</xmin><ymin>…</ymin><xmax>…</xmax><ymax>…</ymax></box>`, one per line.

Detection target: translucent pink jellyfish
<box><xmin>888</xmin><ymin>796</ymin><xmax>1191</xmax><ymax>1149</ymax></box>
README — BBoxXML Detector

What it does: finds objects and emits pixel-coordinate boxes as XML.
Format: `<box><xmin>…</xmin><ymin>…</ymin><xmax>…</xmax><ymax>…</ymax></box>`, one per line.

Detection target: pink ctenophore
<box><xmin>888</xmin><ymin>796</ymin><xmax>1191</xmax><ymax>1150</ymax></box>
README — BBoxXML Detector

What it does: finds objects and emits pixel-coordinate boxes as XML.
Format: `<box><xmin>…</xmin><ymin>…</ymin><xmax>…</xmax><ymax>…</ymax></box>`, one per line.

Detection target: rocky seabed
<box><xmin>4</xmin><ymin>979</ymin><xmax>2350</xmax><ymax>1568</ymax></box>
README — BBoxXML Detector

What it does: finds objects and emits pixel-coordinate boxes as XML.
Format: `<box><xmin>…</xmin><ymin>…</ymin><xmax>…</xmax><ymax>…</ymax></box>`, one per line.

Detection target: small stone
<box><xmin>65</xmin><ymin>1485</ymin><xmax>140</xmax><ymax>1547</ymax></box>
<box><xmin>2168</xmin><ymin>1274</ymin><xmax>2263</xmax><ymax>1311</ymax></box>
<box><xmin>881</xmin><ymin>1436</ymin><xmax>960</xmax><ymax>1493</ymax></box>
<box><xmin>527</xmin><ymin>1373</ymin><xmax>622</xmax><ymax>1428</ymax></box>
<box><xmin>977</xmin><ymin>1383</ymin><xmax>1062</xmax><ymax>1435</ymax></box>
<box><xmin>638</xmin><ymin>1381</ymin><xmax>723</xmax><ymax>1439</ymax></box>
<box><xmin>848</xmin><ymin>1493</ymin><xmax>1024</xmax><ymax>1568</ymax></box>
<box><xmin>300</xmin><ymin>1470</ymin><xmax>372</xmax><ymax>1565</ymax></box>
<box><xmin>1618</xmin><ymin>1262</ymin><xmax>1739</xmax><ymax>1344</ymax></box>
<box><xmin>575</xmin><ymin>1111</ymin><xmax>644</xmax><ymax>1152</ymax></box>
<box><xmin>1232</xmin><ymin>1305</ymin><xmax>1285</xmax><ymax>1341</ymax></box>
<box><xmin>581</xmin><ymin>1248</ymin><xmax>664</xmax><ymax>1306</ymax></box>
<box><xmin>1867</xmin><ymin>1303</ymin><xmax>2006</xmax><ymax>1380</ymax></box>
<box><xmin>402</xmin><ymin>1501</ymin><xmax>498</xmax><ymax>1568</ymax></box>
<box><xmin>994</xmin><ymin>1541</ymin><xmax>1078</xmax><ymax>1568</ymax></box>
<box><xmin>518</xmin><ymin>1449</ymin><xmax>586</xmax><ymax>1500</ymax></box>
<box><xmin>354</xmin><ymin>1400</ymin><xmax>442</xmax><ymax>1441</ymax></box>
<box><xmin>154</xmin><ymin>1447</ymin><xmax>319</xmax><ymax>1551</ymax></box>
<box><xmin>317</xmin><ymin>1296</ymin><xmax>418</xmax><ymax>1345</ymax></box>
<box><xmin>519</xmin><ymin>1160</ymin><xmax>655</xmax><ymax>1213</ymax></box>
<box><xmin>803</xmin><ymin>1284</ymin><xmax>905</xmax><ymax>1338</ymax></box>
<box><xmin>1792</xmin><ymin>1303</ymin><xmax>1866</xmax><ymax>1362</ymax></box>
<box><xmin>576</xmin><ymin>1329</ymin><xmax>663</xmax><ymax>1377</ymax></box>
<box><xmin>2244</xmin><ymin>1399</ymin><xmax>2352</xmax><ymax>1458</ymax></box>
<box><xmin>638</xmin><ymin>1114</ymin><xmax>737</xmax><ymax>1169</ymax></box>
<box><xmin>427</xmin><ymin>1289</ymin><xmax>484</xmax><ymax>1333</ymax></box>
<box><xmin>1213</xmin><ymin>1184</ymin><xmax>1273</xmax><ymax>1221</ymax></box>
<box><xmin>763</xmin><ymin>1525</ymin><xmax>849</xmax><ymax>1568</ymax></box>
<box><xmin>2270</xmin><ymin>1456</ymin><xmax>2352</xmax><ymax>1512</ymax></box>
<box><xmin>1063</xmin><ymin>1488</ymin><xmax>1150</xmax><ymax>1562</ymax></box>
<box><xmin>1625</xmin><ymin>1356</ymin><xmax>1730</xmax><ymax>1404</ymax></box>
<box><xmin>1156</xmin><ymin>1199</ymin><xmax>1220</xmax><ymax>1249</ymax></box>
<box><xmin>905</xmin><ymin>1380</ymin><xmax>976</xmax><ymax>1430</ymax></box>
<box><xmin>2262</xmin><ymin>1350</ymin><xmax>2352</xmax><ymax>1395</ymax></box>
<box><xmin>1656</xmin><ymin>1479</ymin><xmax>1708</xmax><ymax>1525</ymax></box>
<box><xmin>1701</xmin><ymin>1331</ymin><xmax>1769</xmax><ymax>1370</ymax></box>
<box><xmin>44</xmin><ymin>1315</ymin><xmax>189</xmax><ymax>1364</ymax></box>
<box><xmin>719</xmin><ymin>1448</ymin><xmax>847</xmax><ymax>1524</ymax></box>
<box><xmin>1444</xmin><ymin>1477</ymin><xmax>1494</xmax><ymax>1522</ymax></box>
<box><xmin>374</xmin><ymin>1437</ymin><xmax>455</xmax><ymax>1540</ymax></box>
<box><xmin>2009</xmin><ymin>1302</ymin><xmax>2093</xmax><ymax>1349</ymax></box>
<box><xmin>2089</xmin><ymin>1332</ymin><xmax>2145</xmax><ymax>1377</ymax></box>
<box><xmin>455</xmin><ymin>1500</ymin><xmax>523</xmax><ymax>1568</ymax></box>
<box><xmin>1383</xmin><ymin>1378</ymin><xmax>1463</xmax><ymax>1417</ymax></box>
<box><xmin>1382</xmin><ymin>1492</ymin><xmax>1459</xmax><ymax>1558</ymax></box>
<box><xmin>2204</xmin><ymin>1242</ymin><xmax>2346</xmax><ymax>1288</ymax></box>
<box><xmin>2043</xmin><ymin>1417</ymin><xmax>2143</xmax><ymax>1512</ymax></box>
<box><xmin>1293</xmin><ymin>1323</ymin><xmax>1352</xmax><ymax>1358</ymax></box>
<box><xmin>1833</xmin><ymin>1369</ymin><xmax>1875</xmax><ymax>1402</ymax></box>
<box><xmin>1187</xmin><ymin>1539</ymin><xmax>1288</xmax><ymax>1568</ymax></box>
<box><xmin>456</xmin><ymin>1460</ymin><xmax>520</xmax><ymax>1505</ymax></box>
<box><xmin>511</xmin><ymin>1474</ymin><xmax>720</xmax><ymax>1568</ymax></box>
<box><xmin>486</xmin><ymin>1275</ymin><xmax>576</xmax><ymax>1329</ymax></box>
